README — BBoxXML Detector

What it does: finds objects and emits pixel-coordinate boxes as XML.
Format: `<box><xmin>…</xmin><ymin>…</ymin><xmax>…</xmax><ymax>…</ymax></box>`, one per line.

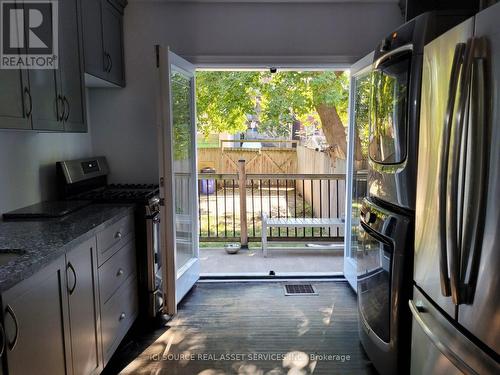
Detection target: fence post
<box><xmin>238</xmin><ymin>159</ymin><xmax>248</xmax><ymax>248</ymax></box>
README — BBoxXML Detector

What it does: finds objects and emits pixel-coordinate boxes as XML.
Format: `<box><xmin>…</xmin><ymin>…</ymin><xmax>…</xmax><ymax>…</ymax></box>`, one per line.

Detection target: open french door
<box><xmin>157</xmin><ymin>46</ymin><xmax>200</xmax><ymax>315</ymax></box>
<box><xmin>344</xmin><ymin>52</ymin><xmax>374</xmax><ymax>292</ymax></box>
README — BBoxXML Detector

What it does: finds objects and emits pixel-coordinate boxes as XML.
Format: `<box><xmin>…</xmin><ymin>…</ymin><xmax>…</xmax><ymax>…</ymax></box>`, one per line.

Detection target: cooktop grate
<box><xmin>284</xmin><ymin>284</ymin><xmax>317</xmax><ymax>296</ymax></box>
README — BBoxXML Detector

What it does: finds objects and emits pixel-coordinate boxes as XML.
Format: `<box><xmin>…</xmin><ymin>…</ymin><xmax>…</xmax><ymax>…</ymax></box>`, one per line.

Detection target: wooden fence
<box><xmin>198</xmin><ymin>147</ymin><xmax>297</xmax><ymax>174</ymax></box>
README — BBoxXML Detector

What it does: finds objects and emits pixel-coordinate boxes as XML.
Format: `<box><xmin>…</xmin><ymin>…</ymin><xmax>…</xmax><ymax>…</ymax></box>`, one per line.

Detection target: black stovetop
<box><xmin>3</xmin><ymin>200</ymin><xmax>92</xmax><ymax>220</ymax></box>
<box><xmin>69</xmin><ymin>183</ymin><xmax>159</xmax><ymax>204</ymax></box>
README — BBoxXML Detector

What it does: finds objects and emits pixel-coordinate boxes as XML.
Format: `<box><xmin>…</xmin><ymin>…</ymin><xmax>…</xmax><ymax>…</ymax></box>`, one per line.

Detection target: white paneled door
<box><xmin>344</xmin><ymin>52</ymin><xmax>374</xmax><ymax>292</ymax></box>
<box><xmin>157</xmin><ymin>47</ymin><xmax>199</xmax><ymax>315</ymax></box>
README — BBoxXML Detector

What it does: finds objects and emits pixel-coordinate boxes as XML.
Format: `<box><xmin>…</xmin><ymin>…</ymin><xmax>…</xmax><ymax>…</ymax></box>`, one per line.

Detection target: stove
<box><xmin>71</xmin><ymin>184</ymin><xmax>159</xmax><ymax>204</ymax></box>
<box><xmin>56</xmin><ymin>156</ymin><xmax>164</xmax><ymax>321</ymax></box>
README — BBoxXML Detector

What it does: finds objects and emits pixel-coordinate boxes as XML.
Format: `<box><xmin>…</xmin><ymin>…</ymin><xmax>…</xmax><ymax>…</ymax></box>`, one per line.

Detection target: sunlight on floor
<box><xmin>118</xmin><ymin>283</ymin><xmax>372</xmax><ymax>375</ymax></box>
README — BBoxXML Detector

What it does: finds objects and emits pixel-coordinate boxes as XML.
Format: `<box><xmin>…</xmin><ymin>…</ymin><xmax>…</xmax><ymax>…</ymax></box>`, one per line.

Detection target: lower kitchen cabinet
<box><xmin>101</xmin><ymin>275</ymin><xmax>138</xmax><ymax>364</ymax></box>
<box><xmin>66</xmin><ymin>237</ymin><xmax>103</xmax><ymax>375</ymax></box>
<box><xmin>2</xmin><ymin>256</ymin><xmax>72</xmax><ymax>375</ymax></box>
<box><xmin>0</xmin><ymin>214</ymin><xmax>137</xmax><ymax>375</ymax></box>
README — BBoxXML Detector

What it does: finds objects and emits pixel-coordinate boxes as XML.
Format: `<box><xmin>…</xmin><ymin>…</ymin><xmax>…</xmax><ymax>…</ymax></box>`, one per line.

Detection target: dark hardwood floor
<box><xmin>103</xmin><ymin>281</ymin><xmax>377</xmax><ymax>375</ymax></box>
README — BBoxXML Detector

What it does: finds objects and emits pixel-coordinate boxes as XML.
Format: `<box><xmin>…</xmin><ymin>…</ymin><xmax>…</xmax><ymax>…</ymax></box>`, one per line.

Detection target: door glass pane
<box><xmin>349</xmin><ymin>73</ymin><xmax>371</xmax><ymax>261</ymax></box>
<box><xmin>171</xmin><ymin>70</ymin><xmax>194</xmax><ymax>272</ymax></box>
<box><xmin>369</xmin><ymin>53</ymin><xmax>410</xmax><ymax>164</ymax></box>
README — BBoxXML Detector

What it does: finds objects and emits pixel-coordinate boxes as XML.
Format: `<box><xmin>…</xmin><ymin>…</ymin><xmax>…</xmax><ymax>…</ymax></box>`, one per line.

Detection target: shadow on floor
<box><xmin>103</xmin><ymin>282</ymin><xmax>377</xmax><ymax>375</ymax></box>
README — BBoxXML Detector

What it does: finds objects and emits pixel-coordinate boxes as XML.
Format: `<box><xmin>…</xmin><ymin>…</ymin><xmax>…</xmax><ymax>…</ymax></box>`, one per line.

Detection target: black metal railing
<box><xmin>198</xmin><ymin>170</ymin><xmax>345</xmax><ymax>243</ymax></box>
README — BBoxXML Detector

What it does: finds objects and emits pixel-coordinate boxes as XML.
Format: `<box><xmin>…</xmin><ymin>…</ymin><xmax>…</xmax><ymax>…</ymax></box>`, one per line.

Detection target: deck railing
<box><xmin>220</xmin><ymin>139</ymin><xmax>298</xmax><ymax>150</ymax></box>
<box><xmin>198</xmin><ymin>160</ymin><xmax>345</xmax><ymax>244</ymax></box>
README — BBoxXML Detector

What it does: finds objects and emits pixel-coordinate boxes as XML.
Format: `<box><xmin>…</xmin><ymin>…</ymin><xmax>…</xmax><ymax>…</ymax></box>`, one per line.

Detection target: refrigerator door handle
<box><xmin>447</xmin><ymin>38</ymin><xmax>475</xmax><ymax>305</ymax></box>
<box><xmin>438</xmin><ymin>42</ymin><xmax>466</xmax><ymax>298</ymax></box>
<box><xmin>461</xmin><ymin>37</ymin><xmax>489</xmax><ymax>304</ymax></box>
<box><xmin>409</xmin><ymin>299</ymin><xmax>477</xmax><ymax>374</ymax></box>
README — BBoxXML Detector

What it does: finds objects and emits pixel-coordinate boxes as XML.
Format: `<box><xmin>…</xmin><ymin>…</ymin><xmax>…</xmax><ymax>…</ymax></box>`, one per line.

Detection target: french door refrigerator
<box><xmin>410</xmin><ymin>4</ymin><xmax>500</xmax><ymax>374</ymax></box>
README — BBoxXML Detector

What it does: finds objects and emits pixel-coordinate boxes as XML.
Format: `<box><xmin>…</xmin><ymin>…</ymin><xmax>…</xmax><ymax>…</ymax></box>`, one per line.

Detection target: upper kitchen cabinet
<box><xmin>31</xmin><ymin>0</ymin><xmax>86</xmax><ymax>132</ymax></box>
<box><xmin>29</xmin><ymin>70</ymin><xmax>63</xmax><ymax>131</ymax></box>
<box><xmin>0</xmin><ymin>0</ymin><xmax>87</xmax><ymax>132</ymax></box>
<box><xmin>0</xmin><ymin>67</ymin><xmax>30</xmax><ymax>130</ymax></box>
<box><xmin>59</xmin><ymin>0</ymin><xmax>87</xmax><ymax>132</ymax></box>
<box><xmin>81</xmin><ymin>0</ymin><xmax>127</xmax><ymax>87</ymax></box>
<box><xmin>0</xmin><ymin>0</ymin><xmax>30</xmax><ymax>130</ymax></box>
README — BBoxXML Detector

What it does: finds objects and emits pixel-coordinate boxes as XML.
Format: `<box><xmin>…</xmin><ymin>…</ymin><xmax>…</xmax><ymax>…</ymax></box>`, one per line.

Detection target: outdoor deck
<box><xmin>200</xmin><ymin>246</ymin><xmax>344</xmax><ymax>275</ymax></box>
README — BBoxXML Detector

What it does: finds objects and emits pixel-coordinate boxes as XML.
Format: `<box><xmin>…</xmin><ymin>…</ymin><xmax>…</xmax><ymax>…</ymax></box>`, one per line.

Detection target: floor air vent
<box><xmin>284</xmin><ymin>284</ymin><xmax>317</xmax><ymax>296</ymax></box>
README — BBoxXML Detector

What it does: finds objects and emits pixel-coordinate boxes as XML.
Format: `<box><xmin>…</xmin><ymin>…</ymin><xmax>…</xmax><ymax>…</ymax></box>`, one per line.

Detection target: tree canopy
<box><xmin>195</xmin><ymin>70</ymin><xmax>351</xmax><ymax>157</ymax></box>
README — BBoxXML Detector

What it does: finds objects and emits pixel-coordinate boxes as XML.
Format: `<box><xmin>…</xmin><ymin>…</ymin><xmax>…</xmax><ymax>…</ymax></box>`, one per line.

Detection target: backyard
<box><xmin>189</xmin><ymin>69</ymin><xmax>350</xmax><ymax>273</ymax></box>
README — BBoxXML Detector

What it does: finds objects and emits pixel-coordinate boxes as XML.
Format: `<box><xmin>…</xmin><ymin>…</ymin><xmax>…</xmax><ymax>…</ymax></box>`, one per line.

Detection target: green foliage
<box><xmin>354</xmin><ymin>72</ymin><xmax>372</xmax><ymax>157</ymax></box>
<box><xmin>172</xmin><ymin>72</ymin><xmax>192</xmax><ymax>161</ymax></box>
<box><xmin>195</xmin><ymin>70</ymin><xmax>349</xmax><ymax>137</ymax></box>
<box><xmin>196</xmin><ymin>71</ymin><xmax>261</xmax><ymax>136</ymax></box>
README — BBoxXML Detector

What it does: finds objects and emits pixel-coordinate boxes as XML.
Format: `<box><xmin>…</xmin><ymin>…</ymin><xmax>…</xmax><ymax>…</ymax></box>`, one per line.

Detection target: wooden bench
<box><xmin>261</xmin><ymin>214</ymin><xmax>344</xmax><ymax>257</ymax></box>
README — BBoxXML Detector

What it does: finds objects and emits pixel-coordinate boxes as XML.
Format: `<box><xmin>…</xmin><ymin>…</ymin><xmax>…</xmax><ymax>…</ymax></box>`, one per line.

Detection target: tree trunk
<box><xmin>316</xmin><ymin>103</ymin><xmax>347</xmax><ymax>159</ymax></box>
<box><xmin>315</xmin><ymin>103</ymin><xmax>363</xmax><ymax>161</ymax></box>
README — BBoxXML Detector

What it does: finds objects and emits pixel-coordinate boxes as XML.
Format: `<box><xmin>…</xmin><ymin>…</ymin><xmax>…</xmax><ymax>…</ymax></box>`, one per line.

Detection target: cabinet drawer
<box><xmin>97</xmin><ymin>214</ymin><xmax>133</xmax><ymax>263</ymax></box>
<box><xmin>101</xmin><ymin>275</ymin><xmax>138</xmax><ymax>363</ymax></box>
<box><xmin>99</xmin><ymin>239</ymin><xmax>136</xmax><ymax>304</ymax></box>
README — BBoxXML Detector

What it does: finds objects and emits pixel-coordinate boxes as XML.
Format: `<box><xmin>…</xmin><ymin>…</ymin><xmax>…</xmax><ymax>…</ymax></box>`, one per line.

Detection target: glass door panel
<box><xmin>171</xmin><ymin>70</ymin><xmax>196</xmax><ymax>272</ymax></box>
<box><xmin>344</xmin><ymin>52</ymin><xmax>373</xmax><ymax>291</ymax></box>
<box><xmin>158</xmin><ymin>47</ymin><xmax>199</xmax><ymax>315</ymax></box>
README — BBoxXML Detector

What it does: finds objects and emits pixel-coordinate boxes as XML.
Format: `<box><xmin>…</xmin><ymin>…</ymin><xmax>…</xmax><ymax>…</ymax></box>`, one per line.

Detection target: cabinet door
<box><xmin>22</xmin><ymin>0</ymin><xmax>62</xmax><ymax>131</ymax></box>
<box><xmin>2</xmin><ymin>256</ymin><xmax>71</xmax><ymax>375</ymax></box>
<box><xmin>0</xmin><ymin>70</ymin><xmax>30</xmax><ymax>130</ymax></box>
<box><xmin>0</xmin><ymin>0</ymin><xmax>30</xmax><ymax>130</ymax></box>
<box><xmin>66</xmin><ymin>237</ymin><xmax>102</xmax><ymax>375</ymax></box>
<box><xmin>29</xmin><ymin>69</ymin><xmax>62</xmax><ymax>131</ymax></box>
<box><xmin>60</xmin><ymin>0</ymin><xmax>87</xmax><ymax>132</ymax></box>
<box><xmin>81</xmin><ymin>0</ymin><xmax>105</xmax><ymax>80</ymax></box>
<box><xmin>102</xmin><ymin>0</ymin><xmax>125</xmax><ymax>86</ymax></box>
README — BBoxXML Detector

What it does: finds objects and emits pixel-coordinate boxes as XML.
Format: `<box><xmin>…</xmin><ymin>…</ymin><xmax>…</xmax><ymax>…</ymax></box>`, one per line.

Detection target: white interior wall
<box><xmin>90</xmin><ymin>1</ymin><xmax>403</xmax><ymax>182</ymax></box>
<box><xmin>0</xmin><ymin>90</ymin><xmax>93</xmax><ymax>214</ymax></box>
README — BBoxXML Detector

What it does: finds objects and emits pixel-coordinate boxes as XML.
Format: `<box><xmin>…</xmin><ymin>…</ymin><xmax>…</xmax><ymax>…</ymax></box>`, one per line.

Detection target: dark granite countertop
<box><xmin>0</xmin><ymin>204</ymin><xmax>134</xmax><ymax>293</ymax></box>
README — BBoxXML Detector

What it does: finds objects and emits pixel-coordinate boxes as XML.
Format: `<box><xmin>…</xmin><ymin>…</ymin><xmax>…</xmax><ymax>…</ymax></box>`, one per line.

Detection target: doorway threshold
<box><xmin>199</xmin><ymin>272</ymin><xmax>345</xmax><ymax>282</ymax></box>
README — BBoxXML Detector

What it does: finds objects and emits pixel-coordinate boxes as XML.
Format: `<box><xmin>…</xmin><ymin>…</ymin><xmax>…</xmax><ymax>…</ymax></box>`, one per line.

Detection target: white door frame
<box><xmin>344</xmin><ymin>52</ymin><xmax>374</xmax><ymax>292</ymax></box>
<box><xmin>157</xmin><ymin>46</ymin><xmax>200</xmax><ymax>316</ymax></box>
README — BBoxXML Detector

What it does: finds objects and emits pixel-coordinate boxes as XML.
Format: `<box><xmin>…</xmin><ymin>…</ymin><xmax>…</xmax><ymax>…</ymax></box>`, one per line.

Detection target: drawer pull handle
<box><xmin>116</xmin><ymin>268</ymin><xmax>124</xmax><ymax>276</ymax></box>
<box><xmin>0</xmin><ymin>322</ymin><xmax>5</xmax><ymax>357</ymax></box>
<box><xmin>119</xmin><ymin>312</ymin><xmax>126</xmax><ymax>321</ymax></box>
<box><xmin>67</xmin><ymin>262</ymin><xmax>77</xmax><ymax>295</ymax></box>
<box><xmin>115</xmin><ymin>231</ymin><xmax>122</xmax><ymax>240</ymax></box>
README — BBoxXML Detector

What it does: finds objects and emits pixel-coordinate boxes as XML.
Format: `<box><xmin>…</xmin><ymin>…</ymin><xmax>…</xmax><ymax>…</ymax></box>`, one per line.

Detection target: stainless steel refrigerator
<box><xmin>410</xmin><ymin>3</ymin><xmax>500</xmax><ymax>374</ymax></box>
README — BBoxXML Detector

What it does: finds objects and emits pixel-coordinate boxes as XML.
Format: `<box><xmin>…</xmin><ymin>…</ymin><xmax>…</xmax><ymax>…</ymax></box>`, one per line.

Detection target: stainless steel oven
<box><xmin>56</xmin><ymin>156</ymin><xmax>164</xmax><ymax>322</ymax></box>
<box><xmin>358</xmin><ymin>197</ymin><xmax>412</xmax><ymax>375</ymax></box>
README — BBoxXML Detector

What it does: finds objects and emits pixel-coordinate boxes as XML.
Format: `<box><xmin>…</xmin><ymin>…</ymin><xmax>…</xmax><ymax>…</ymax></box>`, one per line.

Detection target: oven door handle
<box><xmin>360</xmin><ymin>220</ymin><xmax>393</xmax><ymax>248</ymax></box>
<box><xmin>373</xmin><ymin>44</ymin><xmax>413</xmax><ymax>69</ymax></box>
